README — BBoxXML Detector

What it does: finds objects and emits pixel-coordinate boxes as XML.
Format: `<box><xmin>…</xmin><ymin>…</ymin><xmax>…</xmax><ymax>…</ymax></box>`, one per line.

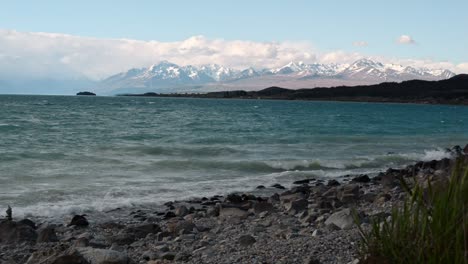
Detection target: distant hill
<box><xmin>121</xmin><ymin>74</ymin><xmax>468</xmax><ymax>105</ymax></box>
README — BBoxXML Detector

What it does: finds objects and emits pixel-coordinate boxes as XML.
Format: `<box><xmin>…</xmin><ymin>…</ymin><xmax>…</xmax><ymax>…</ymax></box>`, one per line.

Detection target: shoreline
<box><xmin>1</xmin><ymin>145</ymin><xmax>467</xmax><ymax>264</ymax></box>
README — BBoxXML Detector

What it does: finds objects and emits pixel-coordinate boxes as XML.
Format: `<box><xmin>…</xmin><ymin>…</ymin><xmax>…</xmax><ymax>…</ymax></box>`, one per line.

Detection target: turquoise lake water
<box><xmin>1</xmin><ymin>95</ymin><xmax>468</xmax><ymax>217</ymax></box>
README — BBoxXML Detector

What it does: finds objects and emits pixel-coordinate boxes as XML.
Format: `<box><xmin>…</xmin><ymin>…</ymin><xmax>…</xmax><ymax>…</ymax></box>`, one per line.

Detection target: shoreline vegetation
<box><xmin>119</xmin><ymin>74</ymin><xmax>468</xmax><ymax>106</ymax></box>
<box><xmin>1</xmin><ymin>145</ymin><xmax>467</xmax><ymax>264</ymax></box>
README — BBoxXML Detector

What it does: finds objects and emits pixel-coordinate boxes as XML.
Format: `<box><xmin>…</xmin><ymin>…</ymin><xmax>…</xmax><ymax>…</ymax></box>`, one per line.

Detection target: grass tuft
<box><xmin>358</xmin><ymin>159</ymin><xmax>468</xmax><ymax>264</ymax></box>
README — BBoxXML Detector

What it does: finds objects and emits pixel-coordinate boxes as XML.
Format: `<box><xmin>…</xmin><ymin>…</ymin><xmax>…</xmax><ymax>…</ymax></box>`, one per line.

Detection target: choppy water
<box><xmin>1</xmin><ymin>95</ymin><xmax>468</xmax><ymax>218</ymax></box>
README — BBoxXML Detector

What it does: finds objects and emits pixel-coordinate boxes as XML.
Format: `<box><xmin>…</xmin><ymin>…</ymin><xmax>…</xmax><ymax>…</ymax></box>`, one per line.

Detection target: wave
<box><xmin>105</xmin><ymin>145</ymin><xmax>246</xmax><ymax>157</ymax></box>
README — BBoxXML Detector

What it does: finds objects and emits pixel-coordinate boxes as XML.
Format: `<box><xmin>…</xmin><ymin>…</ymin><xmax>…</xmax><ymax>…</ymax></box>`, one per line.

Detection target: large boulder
<box><xmin>0</xmin><ymin>220</ymin><xmax>37</xmax><ymax>244</ymax></box>
<box><xmin>77</xmin><ymin>247</ymin><xmax>128</xmax><ymax>264</ymax></box>
<box><xmin>324</xmin><ymin>208</ymin><xmax>356</xmax><ymax>230</ymax></box>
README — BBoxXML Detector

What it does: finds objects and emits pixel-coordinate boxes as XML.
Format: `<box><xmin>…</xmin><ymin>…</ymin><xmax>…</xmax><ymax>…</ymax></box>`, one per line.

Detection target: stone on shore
<box><xmin>68</xmin><ymin>215</ymin><xmax>89</xmax><ymax>227</ymax></box>
<box><xmin>324</xmin><ymin>208</ymin><xmax>356</xmax><ymax>230</ymax></box>
<box><xmin>238</xmin><ymin>235</ymin><xmax>256</xmax><ymax>247</ymax></box>
<box><xmin>0</xmin><ymin>220</ymin><xmax>37</xmax><ymax>244</ymax></box>
<box><xmin>77</xmin><ymin>247</ymin><xmax>129</xmax><ymax>264</ymax></box>
<box><xmin>253</xmin><ymin>201</ymin><xmax>275</xmax><ymax>214</ymax></box>
<box><xmin>37</xmin><ymin>226</ymin><xmax>59</xmax><ymax>243</ymax></box>
<box><xmin>218</xmin><ymin>207</ymin><xmax>249</xmax><ymax>219</ymax></box>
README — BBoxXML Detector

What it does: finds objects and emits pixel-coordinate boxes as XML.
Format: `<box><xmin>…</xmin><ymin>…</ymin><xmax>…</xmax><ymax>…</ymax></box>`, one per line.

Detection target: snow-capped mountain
<box><xmin>100</xmin><ymin>59</ymin><xmax>456</xmax><ymax>94</ymax></box>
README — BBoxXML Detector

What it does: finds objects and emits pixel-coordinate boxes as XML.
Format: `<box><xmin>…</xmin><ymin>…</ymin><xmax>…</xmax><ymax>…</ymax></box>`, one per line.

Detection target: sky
<box><xmin>0</xmin><ymin>0</ymin><xmax>467</xmax><ymax>80</ymax></box>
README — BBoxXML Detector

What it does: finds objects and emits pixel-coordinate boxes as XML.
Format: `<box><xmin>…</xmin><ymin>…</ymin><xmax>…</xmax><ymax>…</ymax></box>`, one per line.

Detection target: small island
<box><xmin>76</xmin><ymin>91</ymin><xmax>96</xmax><ymax>96</ymax></box>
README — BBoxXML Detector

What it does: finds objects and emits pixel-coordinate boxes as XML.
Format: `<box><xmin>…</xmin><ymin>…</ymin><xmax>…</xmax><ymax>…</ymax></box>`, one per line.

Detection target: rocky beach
<box><xmin>1</xmin><ymin>144</ymin><xmax>467</xmax><ymax>264</ymax></box>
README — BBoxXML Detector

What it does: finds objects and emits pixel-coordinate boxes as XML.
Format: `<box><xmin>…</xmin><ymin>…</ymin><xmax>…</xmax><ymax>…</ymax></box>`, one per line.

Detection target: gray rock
<box><xmin>284</xmin><ymin>199</ymin><xmax>308</xmax><ymax>214</ymax></box>
<box><xmin>280</xmin><ymin>192</ymin><xmax>306</xmax><ymax>203</ymax></box>
<box><xmin>108</xmin><ymin>232</ymin><xmax>135</xmax><ymax>246</ymax></box>
<box><xmin>253</xmin><ymin>201</ymin><xmax>275</xmax><ymax>214</ymax></box>
<box><xmin>77</xmin><ymin>247</ymin><xmax>128</xmax><ymax>264</ymax></box>
<box><xmin>304</xmin><ymin>257</ymin><xmax>321</xmax><ymax>264</ymax></box>
<box><xmin>206</xmin><ymin>206</ymin><xmax>220</xmax><ymax>217</ymax></box>
<box><xmin>160</xmin><ymin>252</ymin><xmax>176</xmax><ymax>261</ymax></box>
<box><xmin>26</xmin><ymin>248</ymin><xmax>87</xmax><ymax>264</ymax></box>
<box><xmin>311</xmin><ymin>229</ymin><xmax>323</xmax><ymax>237</ymax></box>
<box><xmin>167</xmin><ymin>220</ymin><xmax>196</xmax><ymax>234</ymax></box>
<box><xmin>324</xmin><ymin>208</ymin><xmax>356</xmax><ymax>230</ymax></box>
<box><xmin>123</xmin><ymin>223</ymin><xmax>161</xmax><ymax>239</ymax></box>
<box><xmin>74</xmin><ymin>237</ymin><xmax>90</xmax><ymax>247</ymax></box>
<box><xmin>68</xmin><ymin>215</ymin><xmax>89</xmax><ymax>227</ymax></box>
<box><xmin>37</xmin><ymin>226</ymin><xmax>58</xmax><ymax>243</ymax></box>
<box><xmin>238</xmin><ymin>235</ymin><xmax>256</xmax><ymax>247</ymax></box>
<box><xmin>0</xmin><ymin>220</ymin><xmax>37</xmax><ymax>244</ymax></box>
<box><xmin>219</xmin><ymin>207</ymin><xmax>249</xmax><ymax>219</ymax></box>
<box><xmin>175</xmin><ymin>205</ymin><xmax>189</xmax><ymax>217</ymax></box>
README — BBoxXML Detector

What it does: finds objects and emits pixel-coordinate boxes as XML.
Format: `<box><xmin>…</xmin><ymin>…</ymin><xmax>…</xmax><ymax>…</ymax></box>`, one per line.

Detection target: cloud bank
<box><xmin>397</xmin><ymin>35</ymin><xmax>416</xmax><ymax>45</ymax></box>
<box><xmin>0</xmin><ymin>29</ymin><xmax>465</xmax><ymax>80</ymax></box>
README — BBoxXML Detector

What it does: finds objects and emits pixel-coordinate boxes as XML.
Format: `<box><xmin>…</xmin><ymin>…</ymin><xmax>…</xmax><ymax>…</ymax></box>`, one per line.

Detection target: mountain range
<box><xmin>0</xmin><ymin>59</ymin><xmax>457</xmax><ymax>95</ymax></box>
<box><xmin>100</xmin><ymin>59</ymin><xmax>456</xmax><ymax>95</ymax></box>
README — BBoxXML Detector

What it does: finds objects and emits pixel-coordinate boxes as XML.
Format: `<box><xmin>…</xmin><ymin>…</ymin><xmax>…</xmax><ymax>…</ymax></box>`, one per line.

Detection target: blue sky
<box><xmin>2</xmin><ymin>0</ymin><xmax>467</xmax><ymax>62</ymax></box>
<box><xmin>0</xmin><ymin>0</ymin><xmax>467</xmax><ymax>79</ymax></box>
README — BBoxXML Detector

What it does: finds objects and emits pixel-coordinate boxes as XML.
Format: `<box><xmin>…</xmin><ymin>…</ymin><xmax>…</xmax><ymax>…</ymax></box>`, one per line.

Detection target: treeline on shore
<box><xmin>121</xmin><ymin>74</ymin><xmax>468</xmax><ymax>105</ymax></box>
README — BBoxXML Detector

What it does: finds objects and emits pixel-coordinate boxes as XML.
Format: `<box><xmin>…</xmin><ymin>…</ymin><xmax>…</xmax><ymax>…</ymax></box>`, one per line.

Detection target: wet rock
<box><xmin>18</xmin><ymin>219</ymin><xmax>37</xmax><ymax>229</ymax></box>
<box><xmin>293</xmin><ymin>179</ymin><xmax>311</xmax><ymax>185</ymax></box>
<box><xmin>256</xmin><ymin>185</ymin><xmax>266</xmax><ymax>189</ymax></box>
<box><xmin>68</xmin><ymin>215</ymin><xmax>89</xmax><ymax>227</ymax></box>
<box><xmin>327</xmin><ymin>180</ymin><xmax>340</xmax><ymax>186</ymax></box>
<box><xmin>37</xmin><ymin>226</ymin><xmax>58</xmax><ymax>243</ymax></box>
<box><xmin>238</xmin><ymin>235</ymin><xmax>256</xmax><ymax>247</ymax></box>
<box><xmin>351</xmin><ymin>175</ymin><xmax>370</xmax><ymax>183</ymax></box>
<box><xmin>0</xmin><ymin>220</ymin><xmax>37</xmax><ymax>244</ymax></box>
<box><xmin>226</xmin><ymin>193</ymin><xmax>243</xmax><ymax>204</ymax></box>
<box><xmin>164</xmin><ymin>211</ymin><xmax>176</xmax><ymax>219</ymax></box>
<box><xmin>271</xmin><ymin>183</ymin><xmax>286</xmax><ymax>189</ymax></box>
<box><xmin>324</xmin><ymin>208</ymin><xmax>356</xmax><ymax>230</ymax></box>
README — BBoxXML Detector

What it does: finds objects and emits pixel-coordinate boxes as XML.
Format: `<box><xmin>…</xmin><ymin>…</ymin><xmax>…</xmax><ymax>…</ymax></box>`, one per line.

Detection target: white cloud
<box><xmin>353</xmin><ymin>41</ymin><xmax>368</xmax><ymax>47</ymax></box>
<box><xmin>0</xmin><ymin>29</ymin><xmax>466</xmax><ymax>80</ymax></box>
<box><xmin>457</xmin><ymin>63</ymin><xmax>468</xmax><ymax>73</ymax></box>
<box><xmin>397</xmin><ymin>35</ymin><xmax>416</xmax><ymax>45</ymax></box>
<box><xmin>0</xmin><ymin>30</ymin><xmax>318</xmax><ymax>80</ymax></box>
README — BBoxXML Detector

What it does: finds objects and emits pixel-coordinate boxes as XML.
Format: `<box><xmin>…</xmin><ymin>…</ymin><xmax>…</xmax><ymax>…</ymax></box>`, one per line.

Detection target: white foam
<box><xmin>420</xmin><ymin>149</ymin><xmax>452</xmax><ymax>161</ymax></box>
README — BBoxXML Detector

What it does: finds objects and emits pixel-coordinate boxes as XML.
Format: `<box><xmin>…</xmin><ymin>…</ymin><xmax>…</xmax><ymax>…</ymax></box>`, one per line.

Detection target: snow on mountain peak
<box><xmin>102</xmin><ymin>59</ymin><xmax>456</xmax><ymax>93</ymax></box>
